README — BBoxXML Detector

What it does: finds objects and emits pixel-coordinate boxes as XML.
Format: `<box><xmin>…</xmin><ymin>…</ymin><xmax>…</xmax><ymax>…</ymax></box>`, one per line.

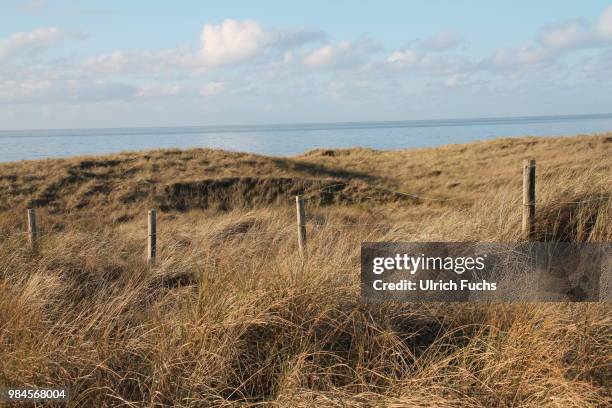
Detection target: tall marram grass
<box><xmin>0</xmin><ymin>155</ymin><xmax>611</xmax><ymax>406</ymax></box>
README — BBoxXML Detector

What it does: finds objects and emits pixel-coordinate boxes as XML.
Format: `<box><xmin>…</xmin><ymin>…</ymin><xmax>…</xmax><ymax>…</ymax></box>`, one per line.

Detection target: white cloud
<box><xmin>598</xmin><ymin>5</ymin><xmax>612</xmax><ymax>37</ymax></box>
<box><xmin>84</xmin><ymin>51</ymin><xmax>129</xmax><ymax>74</ymax></box>
<box><xmin>538</xmin><ymin>19</ymin><xmax>594</xmax><ymax>49</ymax></box>
<box><xmin>83</xmin><ymin>49</ymin><xmax>190</xmax><ymax>75</ymax></box>
<box><xmin>0</xmin><ymin>27</ymin><xmax>64</xmax><ymax>61</ymax></box>
<box><xmin>422</xmin><ymin>31</ymin><xmax>462</xmax><ymax>51</ymax></box>
<box><xmin>387</xmin><ymin>49</ymin><xmax>420</xmax><ymax>66</ymax></box>
<box><xmin>199</xmin><ymin>19</ymin><xmax>268</xmax><ymax>66</ymax></box>
<box><xmin>386</xmin><ymin>47</ymin><xmax>471</xmax><ymax>76</ymax></box>
<box><xmin>535</xmin><ymin>6</ymin><xmax>612</xmax><ymax>51</ymax></box>
<box><xmin>303</xmin><ymin>40</ymin><xmax>379</xmax><ymax>68</ymax></box>
<box><xmin>304</xmin><ymin>44</ymin><xmax>337</xmax><ymax>67</ymax></box>
<box><xmin>198</xmin><ymin>19</ymin><xmax>324</xmax><ymax>66</ymax></box>
<box><xmin>489</xmin><ymin>44</ymin><xmax>552</xmax><ymax>67</ymax></box>
<box><xmin>444</xmin><ymin>74</ymin><xmax>460</xmax><ymax>87</ymax></box>
<box><xmin>385</xmin><ymin>31</ymin><xmax>462</xmax><ymax>73</ymax></box>
<box><xmin>487</xmin><ymin>6</ymin><xmax>612</xmax><ymax>70</ymax></box>
<box><xmin>0</xmin><ymin>79</ymin><xmax>135</xmax><ymax>104</ymax></box>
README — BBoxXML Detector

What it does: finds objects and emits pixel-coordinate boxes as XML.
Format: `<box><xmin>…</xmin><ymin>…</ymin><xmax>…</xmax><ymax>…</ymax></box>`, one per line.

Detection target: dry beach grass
<box><xmin>0</xmin><ymin>134</ymin><xmax>611</xmax><ymax>406</ymax></box>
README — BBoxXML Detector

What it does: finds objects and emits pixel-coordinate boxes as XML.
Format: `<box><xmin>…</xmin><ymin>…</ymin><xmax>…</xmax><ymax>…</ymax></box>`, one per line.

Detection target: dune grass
<box><xmin>0</xmin><ymin>134</ymin><xmax>610</xmax><ymax>406</ymax></box>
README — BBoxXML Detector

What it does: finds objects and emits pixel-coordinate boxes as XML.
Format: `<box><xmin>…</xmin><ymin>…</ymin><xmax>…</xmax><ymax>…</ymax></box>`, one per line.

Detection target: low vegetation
<box><xmin>0</xmin><ymin>134</ymin><xmax>610</xmax><ymax>406</ymax></box>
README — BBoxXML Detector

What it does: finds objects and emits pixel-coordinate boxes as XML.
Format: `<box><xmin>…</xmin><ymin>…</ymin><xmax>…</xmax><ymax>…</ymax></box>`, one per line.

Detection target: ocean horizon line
<box><xmin>2</xmin><ymin>112</ymin><xmax>612</xmax><ymax>137</ymax></box>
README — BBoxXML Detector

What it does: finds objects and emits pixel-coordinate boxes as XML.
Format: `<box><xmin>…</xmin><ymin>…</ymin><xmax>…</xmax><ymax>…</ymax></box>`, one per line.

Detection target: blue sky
<box><xmin>1</xmin><ymin>0</ymin><xmax>612</xmax><ymax>129</ymax></box>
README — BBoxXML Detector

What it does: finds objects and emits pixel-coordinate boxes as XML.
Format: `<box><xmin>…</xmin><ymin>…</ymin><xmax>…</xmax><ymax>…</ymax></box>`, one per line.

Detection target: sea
<box><xmin>1</xmin><ymin>113</ymin><xmax>612</xmax><ymax>163</ymax></box>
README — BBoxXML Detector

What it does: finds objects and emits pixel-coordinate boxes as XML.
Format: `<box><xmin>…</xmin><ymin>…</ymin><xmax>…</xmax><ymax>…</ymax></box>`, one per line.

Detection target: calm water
<box><xmin>1</xmin><ymin>114</ymin><xmax>612</xmax><ymax>163</ymax></box>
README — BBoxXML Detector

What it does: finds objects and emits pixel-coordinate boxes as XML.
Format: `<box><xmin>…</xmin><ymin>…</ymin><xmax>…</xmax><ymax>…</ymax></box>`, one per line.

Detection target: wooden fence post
<box><xmin>522</xmin><ymin>159</ymin><xmax>536</xmax><ymax>240</ymax></box>
<box><xmin>296</xmin><ymin>196</ymin><xmax>306</xmax><ymax>257</ymax></box>
<box><xmin>148</xmin><ymin>209</ymin><xmax>157</xmax><ymax>264</ymax></box>
<box><xmin>27</xmin><ymin>208</ymin><xmax>37</xmax><ymax>249</ymax></box>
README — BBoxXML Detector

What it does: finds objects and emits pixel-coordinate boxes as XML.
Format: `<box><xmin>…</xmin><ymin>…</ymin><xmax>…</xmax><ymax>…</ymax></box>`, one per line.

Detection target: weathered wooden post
<box><xmin>148</xmin><ymin>209</ymin><xmax>157</xmax><ymax>264</ymax></box>
<box><xmin>295</xmin><ymin>196</ymin><xmax>306</xmax><ymax>258</ymax></box>
<box><xmin>522</xmin><ymin>159</ymin><xmax>536</xmax><ymax>240</ymax></box>
<box><xmin>27</xmin><ymin>208</ymin><xmax>37</xmax><ymax>249</ymax></box>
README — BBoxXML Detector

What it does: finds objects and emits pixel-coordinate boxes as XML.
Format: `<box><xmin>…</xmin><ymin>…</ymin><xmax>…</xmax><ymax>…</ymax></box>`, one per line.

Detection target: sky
<box><xmin>1</xmin><ymin>0</ymin><xmax>612</xmax><ymax>129</ymax></box>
